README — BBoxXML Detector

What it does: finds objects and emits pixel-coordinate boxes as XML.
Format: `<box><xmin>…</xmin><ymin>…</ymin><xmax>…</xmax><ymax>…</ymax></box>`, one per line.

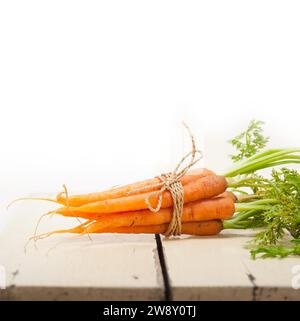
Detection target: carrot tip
<box><xmin>7</xmin><ymin>197</ymin><xmax>60</xmax><ymax>210</ymax></box>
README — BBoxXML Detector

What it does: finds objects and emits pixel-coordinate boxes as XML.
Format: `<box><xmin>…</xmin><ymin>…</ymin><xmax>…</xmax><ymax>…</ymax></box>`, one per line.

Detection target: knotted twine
<box><xmin>128</xmin><ymin>123</ymin><xmax>203</xmax><ymax>237</ymax></box>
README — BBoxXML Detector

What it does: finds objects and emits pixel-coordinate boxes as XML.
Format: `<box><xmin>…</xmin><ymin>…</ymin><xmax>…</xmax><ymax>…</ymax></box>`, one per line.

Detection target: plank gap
<box><xmin>154</xmin><ymin>234</ymin><xmax>172</xmax><ymax>301</ymax></box>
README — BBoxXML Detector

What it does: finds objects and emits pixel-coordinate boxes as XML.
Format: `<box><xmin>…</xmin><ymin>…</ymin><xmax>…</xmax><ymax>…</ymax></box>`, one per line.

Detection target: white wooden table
<box><xmin>1</xmin><ymin>202</ymin><xmax>300</xmax><ymax>301</ymax></box>
<box><xmin>162</xmin><ymin>231</ymin><xmax>300</xmax><ymax>300</ymax></box>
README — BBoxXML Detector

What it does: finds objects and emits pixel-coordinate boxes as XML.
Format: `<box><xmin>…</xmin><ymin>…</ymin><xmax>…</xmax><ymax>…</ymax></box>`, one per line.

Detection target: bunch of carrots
<box><xmin>33</xmin><ymin>168</ymin><xmax>233</xmax><ymax>239</ymax></box>
<box><xmin>11</xmin><ymin>120</ymin><xmax>300</xmax><ymax>257</ymax></box>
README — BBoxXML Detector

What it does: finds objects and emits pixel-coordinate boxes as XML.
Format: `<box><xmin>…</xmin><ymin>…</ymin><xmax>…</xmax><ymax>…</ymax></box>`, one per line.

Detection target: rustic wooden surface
<box><xmin>1</xmin><ymin>203</ymin><xmax>300</xmax><ymax>300</ymax></box>
<box><xmin>0</xmin><ymin>203</ymin><xmax>164</xmax><ymax>300</ymax></box>
<box><xmin>162</xmin><ymin>230</ymin><xmax>300</xmax><ymax>300</ymax></box>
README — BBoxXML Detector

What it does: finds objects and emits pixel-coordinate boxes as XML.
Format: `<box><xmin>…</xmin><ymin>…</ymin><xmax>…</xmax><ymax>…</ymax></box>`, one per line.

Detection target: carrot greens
<box><xmin>229</xmin><ymin>119</ymin><xmax>269</xmax><ymax>162</ymax></box>
<box><xmin>223</xmin><ymin>120</ymin><xmax>300</xmax><ymax>258</ymax></box>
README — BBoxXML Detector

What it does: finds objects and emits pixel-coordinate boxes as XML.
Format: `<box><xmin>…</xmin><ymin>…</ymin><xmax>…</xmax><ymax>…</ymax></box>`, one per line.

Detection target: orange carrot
<box><xmin>51</xmin><ymin>193</ymin><xmax>234</xmax><ymax>230</ymax></box>
<box><xmin>97</xmin><ymin>220</ymin><xmax>223</xmax><ymax>236</ymax></box>
<box><xmin>222</xmin><ymin>191</ymin><xmax>237</xmax><ymax>202</ymax></box>
<box><xmin>33</xmin><ymin>220</ymin><xmax>223</xmax><ymax>239</ymax></box>
<box><xmin>86</xmin><ymin>195</ymin><xmax>233</xmax><ymax>232</ymax></box>
<box><xmin>56</xmin><ymin>168</ymin><xmax>215</xmax><ymax>206</ymax></box>
<box><xmin>52</xmin><ymin>175</ymin><xmax>228</xmax><ymax>216</ymax></box>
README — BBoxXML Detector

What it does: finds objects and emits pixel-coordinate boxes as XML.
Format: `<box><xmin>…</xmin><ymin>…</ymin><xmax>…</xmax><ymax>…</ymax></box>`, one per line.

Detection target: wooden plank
<box><xmin>162</xmin><ymin>230</ymin><xmax>300</xmax><ymax>300</ymax></box>
<box><xmin>242</xmin><ymin>251</ymin><xmax>300</xmax><ymax>300</ymax></box>
<box><xmin>0</xmin><ymin>203</ymin><xmax>164</xmax><ymax>300</ymax></box>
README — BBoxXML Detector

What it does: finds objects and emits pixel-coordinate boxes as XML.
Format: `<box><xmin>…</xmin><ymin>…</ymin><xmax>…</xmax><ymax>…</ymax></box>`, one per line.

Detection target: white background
<box><xmin>1</xmin><ymin>1</ymin><xmax>300</xmax><ymax>230</ymax></box>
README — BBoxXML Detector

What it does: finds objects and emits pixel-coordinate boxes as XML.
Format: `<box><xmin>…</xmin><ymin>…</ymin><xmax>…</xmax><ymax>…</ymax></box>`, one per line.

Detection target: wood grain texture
<box><xmin>1</xmin><ymin>203</ymin><xmax>300</xmax><ymax>301</ymax></box>
<box><xmin>162</xmin><ymin>230</ymin><xmax>300</xmax><ymax>301</ymax></box>
<box><xmin>0</xmin><ymin>204</ymin><xmax>164</xmax><ymax>300</ymax></box>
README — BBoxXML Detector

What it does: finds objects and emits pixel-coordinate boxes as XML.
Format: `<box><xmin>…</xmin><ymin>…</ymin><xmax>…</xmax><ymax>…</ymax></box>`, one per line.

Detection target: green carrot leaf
<box><xmin>227</xmin><ymin>168</ymin><xmax>300</xmax><ymax>257</ymax></box>
<box><xmin>251</xmin><ymin>243</ymin><xmax>300</xmax><ymax>259</ymax></box>
<box><xmin>229</xmin><ymin>120</ymin><xmax>269</xmax><ymax>162</ymax></box>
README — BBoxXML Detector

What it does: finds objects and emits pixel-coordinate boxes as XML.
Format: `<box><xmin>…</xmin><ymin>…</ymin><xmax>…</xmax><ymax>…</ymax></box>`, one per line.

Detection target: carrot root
<box><xmin>78</xmin><ymin>194</ymin><xmax>234</xmax><ymax>233</ymax></box>
<box><xmin>53</xmin><ymin>174</ymin><xmax>227</xmax><ymax>216</ymax></box>
<box><xmin>31</xmin><ymin>219</ymin><xmax>95</xmax><ymax>242</ymax></box>
<box><xmin>7</xmin><ymin>197</ymin><xmax>60</xmax><ymax>210</ymax></box>
<box><xmin>101</xmin><ymin>220</ymin><xmax>223</xmax><ymax>236</ymax></box>
<box><xmin>32</xmin><ymin>220</ymin><xmax>223</xmax><ymax>239</ymax></box>
<box><xmin>56</xmin><ymin>168</ymin><xmax>215</xmax><ymax>207</ymax></box>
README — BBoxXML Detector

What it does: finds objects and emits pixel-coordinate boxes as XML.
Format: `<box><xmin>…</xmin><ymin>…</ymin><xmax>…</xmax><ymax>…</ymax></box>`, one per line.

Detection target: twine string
<box><xmin>128</xmin><ymin>123</ymin><xmax>203</xmax><ymax>236</ymax></box>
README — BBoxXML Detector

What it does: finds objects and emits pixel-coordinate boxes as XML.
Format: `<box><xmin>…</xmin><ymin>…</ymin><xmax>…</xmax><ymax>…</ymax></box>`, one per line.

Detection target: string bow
<box><xmin>129</xmin><ymin>123</ymin><xmax>203</xmax><ymax>236</ymax></box>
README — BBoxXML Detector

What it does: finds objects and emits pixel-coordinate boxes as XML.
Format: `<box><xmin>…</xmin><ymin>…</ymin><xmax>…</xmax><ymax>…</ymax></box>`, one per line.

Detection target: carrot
<box><xmin>96</xmin><ymin>220</ymin><xmax>223</xmax><ymax>236</ymax></box>
<box><xmin>86</xmin><ymin>194</ymin><xmax>233</xmax><ymax>232</ymax></box>
<box><xmin>222</xmin><ymin>190</ymin><xmax>237</xmax><ymax>202</ymax></box>
<box><xmin>32</xmin><ymin>219</ymin><xmax>94</xmax><ymax>241</ymax></box>
<box><xmin>7</xmin><ymin>168</ymin><xmax>214</xmax><ymax>209</ymax></box>
<box><xmin>52</xmin><ymin>174</ymin><xmax>228</xmax><ymax>216</ymax></box>
<box><xmin>56</xmin><ymin>168</ymin><xmax>215</xmax><ymax>206</ymax></box>
<box><xmin>51</xmin><ymin>193</ymin><xmax>234</xmax><ymax>229</ymax></box>
<box><xmin>33</xmin><ymin>220</ymin><xmax>223</xmax><ymax>239</ymax></box>
<box><xmin>97</xmin><ymin>192</ymin><xmax>235</xmax><ymax>233</ymax></box>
